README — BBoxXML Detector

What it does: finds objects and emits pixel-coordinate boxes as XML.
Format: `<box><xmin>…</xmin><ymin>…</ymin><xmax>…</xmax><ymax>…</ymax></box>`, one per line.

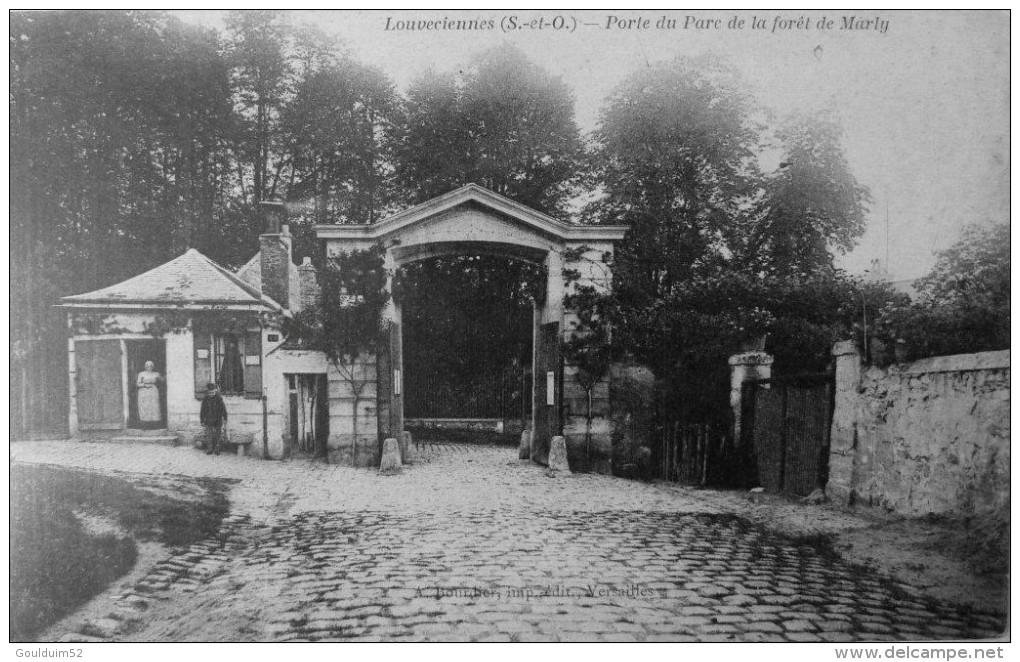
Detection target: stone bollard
<box><xmin>402</xmin><ymin>431</ymin><xmax>416</xmax><ymax>465</ymax></box>
<box><xmin>379</xmin><ymin>437</ymin><xmax>402</xmax><ymax>474</ymax></box>
<box><xmin>519</xmin><ymin>429</ymin><xmax>532</xmax><ymax>460</ymax></box>
<box><xmin>548</xmin><ymin>436</ymin><xmax>570</xmax><ymax>472</ymax></box>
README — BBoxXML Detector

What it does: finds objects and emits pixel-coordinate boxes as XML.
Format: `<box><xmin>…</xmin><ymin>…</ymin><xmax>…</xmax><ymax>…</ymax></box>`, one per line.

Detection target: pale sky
<box><xmin>177</xmin><ymin>9</ymin><xmax>1009</xmax><ymax>280</ymax></box>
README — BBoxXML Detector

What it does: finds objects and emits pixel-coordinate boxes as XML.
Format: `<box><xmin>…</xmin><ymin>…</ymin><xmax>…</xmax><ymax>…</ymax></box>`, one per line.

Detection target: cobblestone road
<box><xmin>11</xmin><ymin>441</ymin><xmax>1005</xmax><ymax>642</ymax></box>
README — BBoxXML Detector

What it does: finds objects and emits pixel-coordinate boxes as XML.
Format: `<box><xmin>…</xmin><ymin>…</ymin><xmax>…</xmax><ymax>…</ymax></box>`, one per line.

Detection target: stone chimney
<box><xmin>297</xmin><ymin>256</ymin><xmax>320</xmax><ymax>312</ymax></box>
<box><xmin>259</xmin><ymin>201</ymin><xmax>291</xmax><ymax>309</ymax></box>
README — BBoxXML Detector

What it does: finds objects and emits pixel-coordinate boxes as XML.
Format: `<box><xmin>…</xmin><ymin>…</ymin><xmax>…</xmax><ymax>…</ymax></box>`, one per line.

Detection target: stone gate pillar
<box><xmin>376</xmin><ymin>247</ymin><xmax>403</xmax><ymax>459</ymax></box>
<box><xmin>826</xmin><ymin>340</ymin><xmax>861</xmax><ymax>505</ymax></box>
<box><xmin>531</xmin><ymin>250</ymin><xmax>564</xmax><ymax>465</ymax></box>
<box><xmin>729</xmin><ymin>350</ymin><xmax>774</xmax><ymax>445</ymax></box>
<box><xmin>560</xmin><ymin>244</ymin><xmax>616</xmax><ymax>473</ymax></box>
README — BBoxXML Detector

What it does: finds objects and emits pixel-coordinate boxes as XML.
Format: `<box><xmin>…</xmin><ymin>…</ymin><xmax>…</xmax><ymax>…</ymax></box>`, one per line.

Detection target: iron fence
<box><xmin>405</xmin><ymin>367</ymin><xmax>531</xmax><ymax>420</ymax></box>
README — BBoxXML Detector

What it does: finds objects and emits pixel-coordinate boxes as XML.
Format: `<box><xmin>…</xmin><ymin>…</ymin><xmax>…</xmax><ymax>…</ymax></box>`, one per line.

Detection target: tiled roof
<box><xmin>61</xmin><ymin>249</ymin><xmax>284</xmax><ymax>311</ymax></box>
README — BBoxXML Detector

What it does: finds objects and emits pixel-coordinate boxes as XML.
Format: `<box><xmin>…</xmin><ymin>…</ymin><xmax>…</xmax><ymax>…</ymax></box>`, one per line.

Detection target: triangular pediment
<box><xmin>374</xmin><ymin>184</ymin><xmax>569</xmax><ymax>239</ymax></box>
<box><xmin>315</xmin><ymin>184</ymin><xmax>627</xmax><ymax>245</ymax></box>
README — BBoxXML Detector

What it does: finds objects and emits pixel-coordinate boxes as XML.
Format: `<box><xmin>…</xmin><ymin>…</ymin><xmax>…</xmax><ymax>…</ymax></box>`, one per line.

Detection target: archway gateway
<box><xmin>314</xmin><ymin>184</ymin><xmax>627</xmax><ymax>471</ymax></box>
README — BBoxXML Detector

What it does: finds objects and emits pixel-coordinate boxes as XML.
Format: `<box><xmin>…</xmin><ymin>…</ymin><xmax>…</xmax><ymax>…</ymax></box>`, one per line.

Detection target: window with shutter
<box><xmin>194</xmin><ymin>332</ymin><xmax>212</xmax><ymax>398</ymax></box>
<box><xmin>214</xmin><ymin>334</ymin><xmax>244</xmax><ymax>394</ymax></box>
<box><xmin>243</xmin><ymin>328</ymin><xmax>263</xmax><ymax>398</ymax></box>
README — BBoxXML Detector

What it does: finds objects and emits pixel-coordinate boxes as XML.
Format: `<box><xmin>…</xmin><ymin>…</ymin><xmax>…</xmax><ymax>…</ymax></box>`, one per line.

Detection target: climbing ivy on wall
<box><xmin>284</xmin><ymin>245</ymin><xmax>390</xmax><ymax>460</ymax></box>
<box><xmin>561</xmin><ymin>246</ymin><xmax>621</xmax><ymax>456</ymax></box>
<box><xmin>70</xmin><ymin>309</ymin><xmax>278</xmax><ymax>338</ymax></box>
<box><xmin>562</xmin><ymin>246</ymin><xmax>619</xmax><ymax>387</ymax></box>
<box><xmin>285</xmin><ymin>244</ymin><xmax>390</xmax><ymax>363</ymax></box>
<box><xmin>68</xmin><ymin>313</ymin><xmax>131</xmax><ymax>336</ymax></box>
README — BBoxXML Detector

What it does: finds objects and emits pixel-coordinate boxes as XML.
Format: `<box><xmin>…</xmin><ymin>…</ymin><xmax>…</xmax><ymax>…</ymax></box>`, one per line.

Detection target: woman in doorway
<box><xmin>136</xmin><ymin>360</ymin><xmax>164</xmax><ymax>424</ymax></box>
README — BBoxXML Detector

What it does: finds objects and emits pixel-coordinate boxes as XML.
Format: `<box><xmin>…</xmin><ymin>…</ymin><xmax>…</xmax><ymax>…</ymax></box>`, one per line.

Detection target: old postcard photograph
<box><xmin>8</xmin><ymin>8</ymin><xmax>1010</xmax><ymax>650</ymax></box>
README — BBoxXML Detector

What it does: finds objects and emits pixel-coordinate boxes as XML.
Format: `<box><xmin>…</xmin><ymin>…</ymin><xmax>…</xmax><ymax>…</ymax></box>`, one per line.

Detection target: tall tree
<box><xmin>225</xmin><ymin>10</ymin><xmax>291</xmax><ymax>204</ymax></box>
<box><xmin>280</xmin><ymin>57</ymin><xmax>397</xmax><ymax>225</ymax></box>
<box><xmin>588</xmin><ymin>56</ymin><xmax>874</xmax><ymax>415</ymax></box>
<box><xmin>746</xmin><ymin>111</ymin><xmax>870</xmax><ymax>277</ymax></box>
<box><xmin>10</xmin><ymin>10</ymin><xmax>235</xmax><ymax>433</ymax></box>
<box><xmin>588</xmin><ymin>54</ymin><xmax>763</xmax><ymax>308</ymax></box>
<box><xmin>393</xmin><ymin>44</ymin><xmax>586</xmax><ymax>216</ymax></box>
<box><xmin>391</xmin><ymin>70</ymin><xmax>469</xmax><ymax>205</ymax></box>
<box><xmin>877</xmin><ymin>222</ymin><xmax>1010</xmax><ymax>358</ymax></box>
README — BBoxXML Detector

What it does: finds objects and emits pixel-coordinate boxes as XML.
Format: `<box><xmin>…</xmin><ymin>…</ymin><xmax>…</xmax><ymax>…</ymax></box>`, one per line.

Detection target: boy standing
<box><xmin>200</xmin><ymin>382</ymin><xmax>228</xmax><ymax>455</ymax></box>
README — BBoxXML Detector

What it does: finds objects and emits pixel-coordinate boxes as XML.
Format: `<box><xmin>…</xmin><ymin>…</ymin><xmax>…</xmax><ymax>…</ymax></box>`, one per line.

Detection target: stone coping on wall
<box><xmin>898</xmin><ymin>349</ymin><xmax>1010</xmax><ymax>375</ymax></box>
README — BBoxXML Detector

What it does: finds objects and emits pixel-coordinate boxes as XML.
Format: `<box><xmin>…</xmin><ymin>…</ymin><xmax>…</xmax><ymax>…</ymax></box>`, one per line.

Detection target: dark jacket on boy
<box><xmin>200</xmin><ymin>392</ymin><xmax>228</xmax><ymax>427</ymax></box>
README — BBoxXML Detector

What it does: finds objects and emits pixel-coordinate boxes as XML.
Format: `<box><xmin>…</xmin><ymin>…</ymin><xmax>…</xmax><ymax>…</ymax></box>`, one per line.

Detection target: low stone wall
<box><xmin>827</xmin><ymin>342</ymin><xmax>1009</xmax><ymax>517</ymax></box>
<box><xmin>406</xmin><ymin>418</ymin><xmax>504</xmax><ymax>432</ymax></box>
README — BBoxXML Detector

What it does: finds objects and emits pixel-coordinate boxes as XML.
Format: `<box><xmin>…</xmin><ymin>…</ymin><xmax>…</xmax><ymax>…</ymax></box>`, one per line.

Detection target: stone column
<box><xmin>67</xmin><ymin>316</ymin><xmax>78</xmax><ymax>437</ymax></box>
<box><xmin>542</xmin><ymin>249</ymin><xmax>564</xmax><ymax>324</ymax></box>
<box><xmin>728</xmin><ymin>351</ymin><xmax>774</xmax><ymax>445</ymax></box>
<box><xmin>826</xmin><ymin>340</ymin><xmax>862</xmax><ymax>505</ymax></box>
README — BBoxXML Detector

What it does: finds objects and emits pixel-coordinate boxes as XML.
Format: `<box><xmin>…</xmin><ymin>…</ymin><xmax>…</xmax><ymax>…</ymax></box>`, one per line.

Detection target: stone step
<box><xmin>80</xmin><ymin>428</ymin><xmax>180</xmax><ymax>446</ymax></box>
<box><xmin>109</xmin><ymin>435</ymin><xmax>180</xmax><ymax>446</ymax></box>
<box><xmin>124</xmin><ymin>428</ymin><xmax>174</xmax><ymax>437</ymax></box>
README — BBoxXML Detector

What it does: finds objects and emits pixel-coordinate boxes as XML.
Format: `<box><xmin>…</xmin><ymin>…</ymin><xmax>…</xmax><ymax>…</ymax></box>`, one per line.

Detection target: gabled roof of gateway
<box><xmin>314</xmin><ymin>183</ymin><xmax>629</xmax><ymax>243</ymax></box>
<box><xmin>60</xmin><ymin>248</ymin><xmax>284</xmax><ymax>311</ymax></box>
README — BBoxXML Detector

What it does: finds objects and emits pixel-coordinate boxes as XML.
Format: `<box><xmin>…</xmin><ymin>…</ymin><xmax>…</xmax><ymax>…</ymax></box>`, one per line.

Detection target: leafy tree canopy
<box><xmin>584</xmin><ymin>55</ymin><xmax>873</xmax><ymax>411</ymax></box>
<box><xmin>876</xmin><ymin>222</ymin><xmax>1009</xmax><ymax>359</ymax></box>
<box><xmin>587</xmin><ymin>55</ymin><xmax>764</xmax><ymax>306</ymax></box>
<box><xmin>287</xmin><ymin>246</ymin><xmax>390</xmax><ymax>367</ymax></box>
<box><xmin>392</xmin><ymin>44</ymin><xmax>586</xmax><ymax>216</ymax></box>
<box><xmin>747</xmin><ymin>110</ymin><xmax>871</xmax><ymax>277</ymax></box>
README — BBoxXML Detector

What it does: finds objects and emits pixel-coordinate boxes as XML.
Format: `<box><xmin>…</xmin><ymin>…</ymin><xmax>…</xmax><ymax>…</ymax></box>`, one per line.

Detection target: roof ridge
<box><xmin>189</xmin><ymin>250</ymin><xmax>286</xmax><ymax>312</ymax></box>
<box><xmin>60</xmin><ymin>248</ymin><xmax>286</xmax><ymax>313</ymax></box>
<box><xmin>236</xmin><ymin>252</ymin><xmax>261</xmax><ymax>275</ymax></box>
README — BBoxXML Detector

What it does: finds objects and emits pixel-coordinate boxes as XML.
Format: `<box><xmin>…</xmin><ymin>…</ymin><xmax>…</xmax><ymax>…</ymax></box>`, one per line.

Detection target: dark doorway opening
<box><xmin>399</xmin><ymin>254</ymin><xmax>543</xmax><ymax>440</ymax></box>
<box><xmin>287</xmin><ymin>373</ymin><xmax>329</xmax><ymax>458</ymax></box>
<box><xmin>126</xmin><ymin>338</ymin><xmax>167</xmax><ymax>429</ymax></box>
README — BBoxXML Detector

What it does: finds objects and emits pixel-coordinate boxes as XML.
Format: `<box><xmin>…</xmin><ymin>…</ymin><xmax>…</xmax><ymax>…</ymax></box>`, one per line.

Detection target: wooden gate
<box><xmin>742</xmin><ymin>373</ymin><xmax>834</xmax><ymax>496</ymax></box>
<box><xmin>659</xmin><ymin>421</ymin><xmax>730</xmax><ymax>485</ymax></box>
<box><xmin>75</xmin><ymin>339</ymin><xmax>123</xmax><ymax>430</ymax></box>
